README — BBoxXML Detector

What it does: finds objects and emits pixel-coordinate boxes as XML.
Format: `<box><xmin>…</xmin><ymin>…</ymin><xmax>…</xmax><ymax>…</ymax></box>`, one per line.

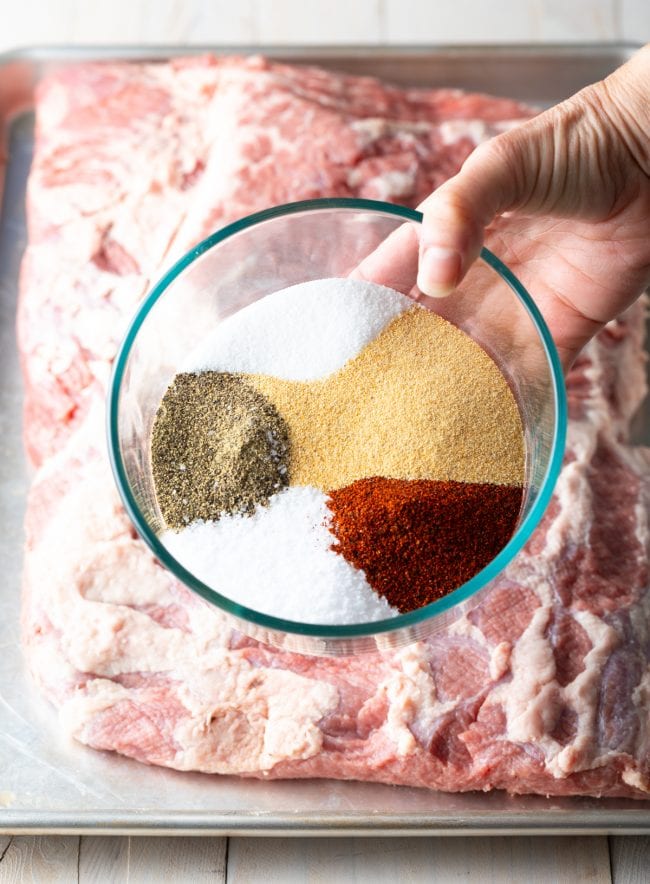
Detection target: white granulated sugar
<box><xmin>162</xmin><ymin>485</ymin><xmax>397</xmax><ymax>625</ymax></box>
<box><xmin>183</xmin><ymin>277</ymin><xmax>413</xmax><ymax>381</ymax></box>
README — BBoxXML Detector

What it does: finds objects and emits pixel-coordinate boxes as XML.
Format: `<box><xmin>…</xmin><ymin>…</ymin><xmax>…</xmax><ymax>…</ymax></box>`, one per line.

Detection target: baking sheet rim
<box><xmin>3</xmin><ymin>810</ymin><xmax>650</xmax><ymax>837</ymax></box>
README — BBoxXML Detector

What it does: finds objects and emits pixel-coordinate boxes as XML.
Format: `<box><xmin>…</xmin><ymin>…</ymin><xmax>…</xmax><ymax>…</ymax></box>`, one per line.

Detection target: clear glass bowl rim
<box><xmin>107</xmin><ymin>197</ymin><xmax>567</xmax><ymax>640</ymax></box>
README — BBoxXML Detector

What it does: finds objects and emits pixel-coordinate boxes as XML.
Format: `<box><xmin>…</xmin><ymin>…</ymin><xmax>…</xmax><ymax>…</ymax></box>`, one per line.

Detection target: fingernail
<box><xmin>417</xmin><ymin>246</ymin><xmax>461</xmax><ymax>298</ymax></box>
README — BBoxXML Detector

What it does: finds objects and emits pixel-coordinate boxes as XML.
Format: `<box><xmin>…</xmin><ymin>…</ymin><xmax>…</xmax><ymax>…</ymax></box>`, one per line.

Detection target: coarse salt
<box><xmin>162</xmin><ymin>485</ymin><xmax>398</xmax><ymax>625</ymax></box>
<box><xmin>183</xmin><ymin>277</ymin><xmax>413</xmax><ymax>381</ymax></box>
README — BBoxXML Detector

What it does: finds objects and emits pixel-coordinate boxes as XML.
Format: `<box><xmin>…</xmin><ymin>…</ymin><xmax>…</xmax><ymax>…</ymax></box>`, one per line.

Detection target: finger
<box><xmin>350</xmin><ymin>221</ymin><xmax>420</xmax><ymax>295</ymax></box>
<box><xmin>352</xmin><ymin>117</ymin><xmax>543</xmax><ymax>299</ymax></box>
<box><xmin>417</xmin><ymin>126</ymin><xmax>539</xmax><ymax>298</ymax></box>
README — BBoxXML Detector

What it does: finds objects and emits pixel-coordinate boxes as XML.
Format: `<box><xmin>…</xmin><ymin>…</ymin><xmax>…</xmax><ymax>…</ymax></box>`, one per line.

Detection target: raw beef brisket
<box><xmin>20</xmin><ymin>57</ymin><xmax>649</xmax><ymax>797</ymax></box>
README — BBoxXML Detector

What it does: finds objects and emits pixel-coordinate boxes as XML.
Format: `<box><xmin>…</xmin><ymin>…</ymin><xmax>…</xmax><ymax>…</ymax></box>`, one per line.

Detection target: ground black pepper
<box><xmin>151</xmin><ymin>371</ymin><xmax>290</xmax><ymax>529</ymax></box>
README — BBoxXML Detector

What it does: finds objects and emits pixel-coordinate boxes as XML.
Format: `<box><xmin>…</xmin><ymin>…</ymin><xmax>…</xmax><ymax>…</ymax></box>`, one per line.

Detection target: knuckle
<box><xmin>476</xmin><ymin>133</ymin><xmax>518</xmax><ymax>168</ymax></box>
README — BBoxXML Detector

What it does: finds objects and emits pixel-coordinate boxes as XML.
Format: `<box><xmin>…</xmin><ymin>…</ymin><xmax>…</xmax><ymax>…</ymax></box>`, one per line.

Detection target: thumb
<box><xmin>416</xmin><ymin>129</ymin><xmax>536</xmax><ymax>298</ymax></box>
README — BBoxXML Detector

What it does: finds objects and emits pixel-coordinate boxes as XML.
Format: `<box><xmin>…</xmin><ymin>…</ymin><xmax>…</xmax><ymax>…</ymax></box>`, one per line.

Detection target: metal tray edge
<box><xmin>0</xmin><ymin>41</ymin><xmax>643</xmax><ymax>62</ymax></box>
<box><xmin>2</xmin><ymin>810</ymin><xmax>650</xmax><ymax>837</ymax></box>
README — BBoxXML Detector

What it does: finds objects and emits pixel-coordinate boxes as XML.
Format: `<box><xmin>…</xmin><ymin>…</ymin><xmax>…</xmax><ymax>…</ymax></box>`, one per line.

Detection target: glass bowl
<box><xmin>108</xmin><ymin>198</ymin><xmax>566</xmax><ymax>656</ymax></box>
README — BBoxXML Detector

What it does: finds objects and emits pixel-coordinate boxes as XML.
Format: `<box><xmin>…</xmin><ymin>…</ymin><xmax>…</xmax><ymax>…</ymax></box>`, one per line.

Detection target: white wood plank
<box><xmin>226</xmin><ymin>835</ymin><xmax>612</xmax><ymax>883</ymax></box>
<box><xmin>0</xmin><ymin>838</ymin><xmax>12</xmax><ymax>862</ymax></box>
<box><xmin>0</xmin><ymin>0</ymin><xmax>259</xmax><ymax>52</ymax></box>
<box><xmin>67</xmin><ymin>0</ymin><xmax>258</xmax><ymax>45</ymax></box>
<box><xmin>621</xmin><ymin>0</ymin><xmax>650</xmax><ymax>41</ymax></box>
<box><xmin>255</xmin><ymin>0</ymin><xmax>382</xmax><ymax>45</ymax></box>
<box><xmin>101</xmin><ymin>836</ymin><xmax>227</xmax><ymax>884</ymax></box>
<box><xmin>0</xmin><ymin>0</ymin><xmax>383</xmax><ymax>51</ymax></box>
<box><xmin>609</xmin><ymin>835</ymin><xmax>650</xmax><ymax>884</ymax></box>
<box><xmin>171</xmin><ymin>0</ymin><xmax>259</xmax><ymax>45</ymax></box>
<box><xmin>79</xmin><ymin>836</ymin><xmax>129</xmax><ymax>883</ymax></box>
<box><xmin>536</xmin><ymin>0</ymin><xmax>617</xmax><ymax>40</ymax></box>
<box><xmin>0</xmin><ymin>835</ymin><xmax>79</xmax><ymax>883</ymax></box>
<box><xmin>0</xmin><ymin>0</ymin><xmax>75</xmax><ymax>53</ymax></box>
<box><xmin>0</xmin><ymin>0</ymin><xmax>629</xmax><ymax>52</ymax></box>
<box><xmin>384</xmin><ymin>0</ymin><xmax>617</xmax><ymax>43</ymax></box>
<box><xmin>385</xmin><ymin>0</ymin><xmax>533</xmax><ymax>43</ymax></box>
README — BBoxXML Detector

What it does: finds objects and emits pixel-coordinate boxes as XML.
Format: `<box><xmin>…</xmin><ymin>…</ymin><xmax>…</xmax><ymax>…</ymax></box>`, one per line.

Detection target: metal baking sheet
<box><xmin>1</xmin><ymin>44</ymin><xmax>649</xmax><ymax>836</ymax></box>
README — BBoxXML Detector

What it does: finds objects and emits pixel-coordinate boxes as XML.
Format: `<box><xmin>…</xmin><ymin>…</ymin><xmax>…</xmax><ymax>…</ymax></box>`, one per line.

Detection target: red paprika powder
<box><xmin>327</xmin><ymin>477</ymin><xmax>522</xmax><ymax>613</ymax></box>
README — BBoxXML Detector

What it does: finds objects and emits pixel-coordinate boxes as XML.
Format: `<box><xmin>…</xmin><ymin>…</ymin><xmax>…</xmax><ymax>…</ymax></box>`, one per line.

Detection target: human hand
<box><xmin>415</xmin><ymin>44</ymin><xmax>650</xmax><ymax>369</ymax></box>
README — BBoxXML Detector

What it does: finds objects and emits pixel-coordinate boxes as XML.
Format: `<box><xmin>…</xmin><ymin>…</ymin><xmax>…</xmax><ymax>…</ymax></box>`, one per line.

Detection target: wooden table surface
<box><xmin>2</xmin><ymin>3</ymin><xmax>649</xmax><ymax>881</ymax></box>
<box><xmin>0</xmin><ymin>833</ymin><xmax>649</xmax><ymax>882</ymax></box>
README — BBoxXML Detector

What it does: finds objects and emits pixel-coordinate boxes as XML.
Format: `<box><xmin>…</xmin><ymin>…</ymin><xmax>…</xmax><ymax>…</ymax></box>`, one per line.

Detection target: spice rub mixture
<box><xmin>152</xmin><ymin>278</ymin><xmax>525</xmax><ymax>624</ymax></box>
<box><xmin>249</xmin><ymin>306</ymin><xmax>523</xmax><ymax>490</ymax></box>
<box><xmin>152</xmin><ymin>372</ymin><xmax>290</xmax><ymax>528</ymax></box>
